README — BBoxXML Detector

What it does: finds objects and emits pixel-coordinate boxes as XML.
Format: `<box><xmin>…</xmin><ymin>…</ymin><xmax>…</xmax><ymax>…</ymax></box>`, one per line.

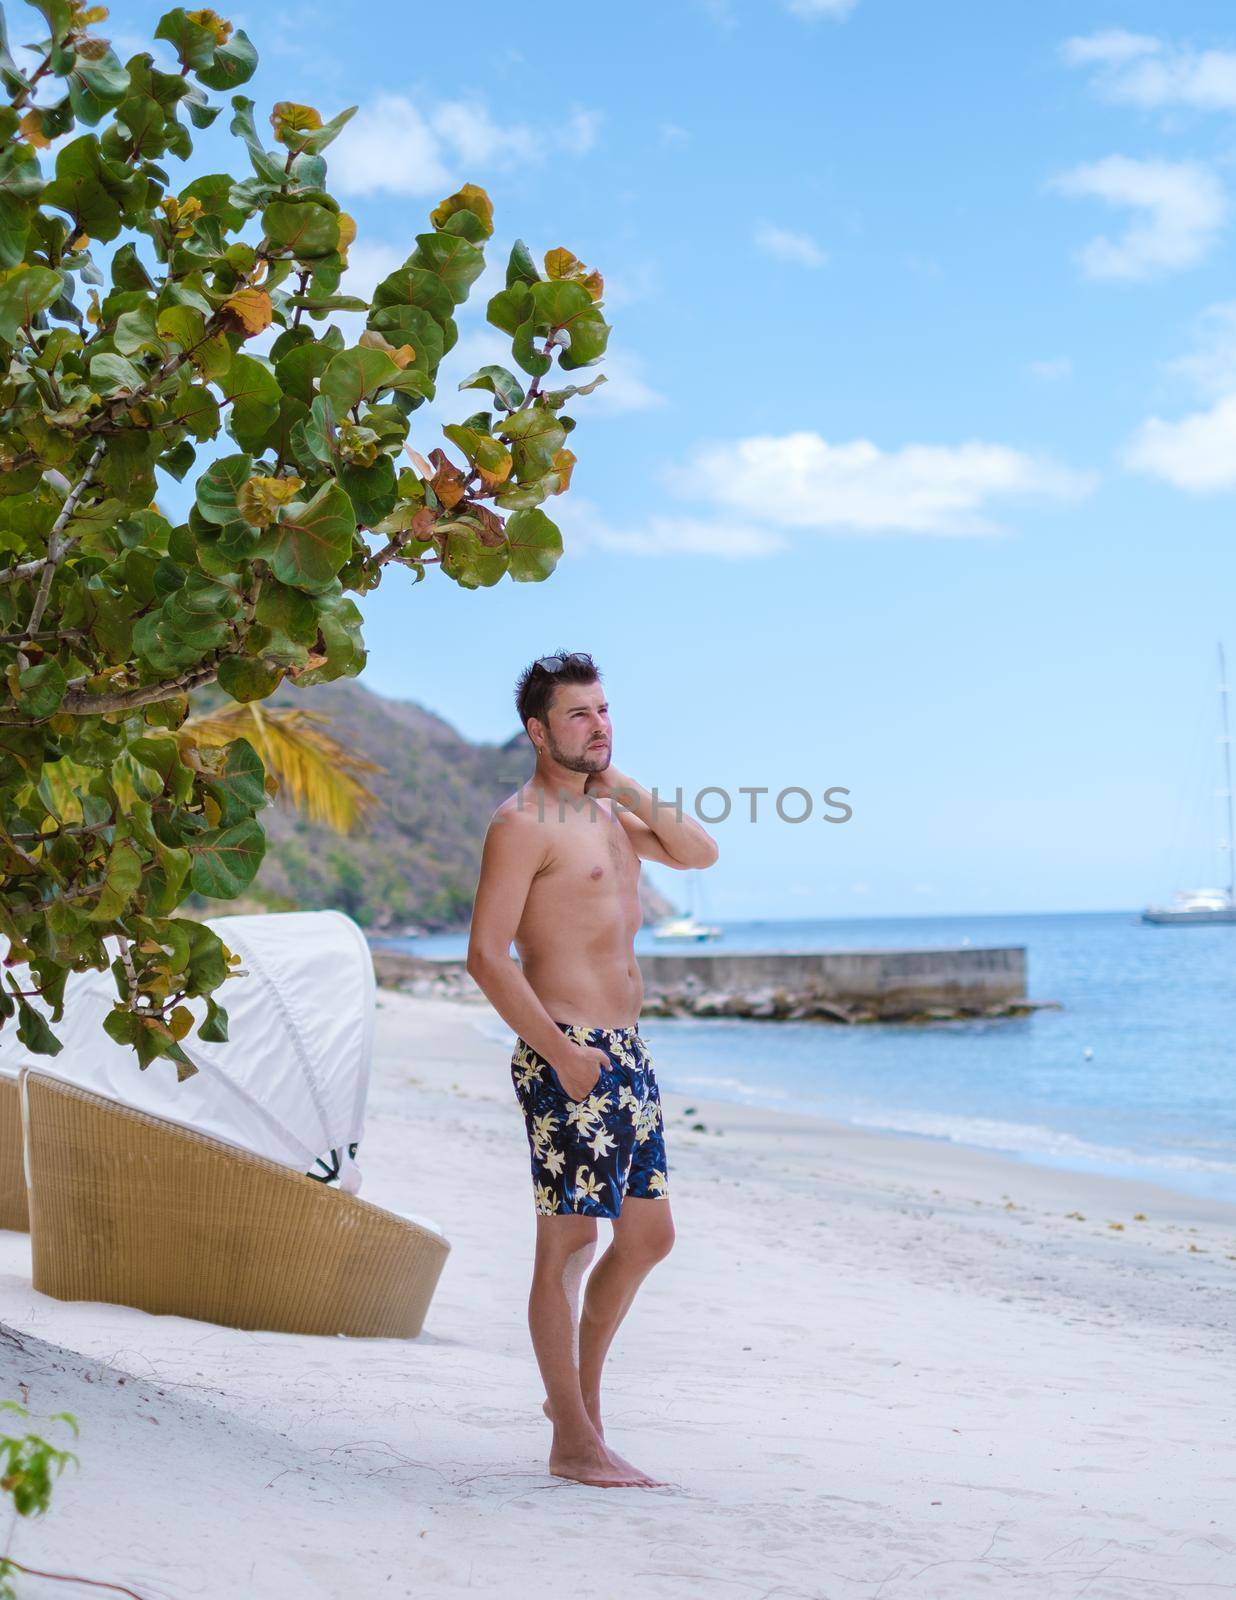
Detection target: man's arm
<box><xmin>589</xmin><ymin>768</ymin><xmax>719</xmax><ymax>870</ymax></box>
<box><xmin>464</xmin><ymin>810</ymin><xmax>583</xmax><ymax>1070</ymax></box>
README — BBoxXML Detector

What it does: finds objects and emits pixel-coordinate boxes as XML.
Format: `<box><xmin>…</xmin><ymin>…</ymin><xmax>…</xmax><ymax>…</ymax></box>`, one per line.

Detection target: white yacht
<box><xmin>651</xmin><ymin>871</ymin><xmax>723</xmax><ymax>941</ymax></box>
<box><xmin>1143</xmin><ymin>643</ymin><xmax>1236</xmax><ymax>925</ymax></box>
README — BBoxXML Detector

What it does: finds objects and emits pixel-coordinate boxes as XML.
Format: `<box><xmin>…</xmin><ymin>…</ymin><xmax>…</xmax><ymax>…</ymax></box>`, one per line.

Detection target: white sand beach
<box><xmin>3</xmin><ymin>991</ymin><xmax>1235</xmax><ymax>1599</ymax></box>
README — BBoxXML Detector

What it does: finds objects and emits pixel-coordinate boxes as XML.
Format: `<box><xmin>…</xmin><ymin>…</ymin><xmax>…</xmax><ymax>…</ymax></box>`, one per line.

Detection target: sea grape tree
<box><xmin>0</xmin><ymin>2</ymin><xmax>610</xmax><ymax>1074</ymax></box>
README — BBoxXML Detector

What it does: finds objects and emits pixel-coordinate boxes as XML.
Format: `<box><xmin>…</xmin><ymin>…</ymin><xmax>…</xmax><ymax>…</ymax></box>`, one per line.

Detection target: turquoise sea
<box><xmin>374</xmin><ymin>911</ymin><xmax>1236</xmax><ymax>1205</ymax></box>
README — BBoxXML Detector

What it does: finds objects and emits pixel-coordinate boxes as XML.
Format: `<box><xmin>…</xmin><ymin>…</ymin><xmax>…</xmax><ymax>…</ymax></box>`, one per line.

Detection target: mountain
<box><xmin>184</xmin><ymin>677</ymin><xmax>680</xmax><ymax>933</ymax></box>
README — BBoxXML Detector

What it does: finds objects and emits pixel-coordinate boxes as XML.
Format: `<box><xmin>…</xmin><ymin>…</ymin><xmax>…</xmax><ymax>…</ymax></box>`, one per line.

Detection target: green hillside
<box><xmin>184</xmin><ymin>678</ymin><xmax>679</xmax><ymax>933</ymax></box>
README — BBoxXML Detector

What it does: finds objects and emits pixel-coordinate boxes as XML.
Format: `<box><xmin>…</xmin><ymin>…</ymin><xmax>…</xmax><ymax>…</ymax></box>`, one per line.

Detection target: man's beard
<box><xmin>548</xmin><ymin>736</ymin><xmax>609</xmax><ymax>774</ymax></box>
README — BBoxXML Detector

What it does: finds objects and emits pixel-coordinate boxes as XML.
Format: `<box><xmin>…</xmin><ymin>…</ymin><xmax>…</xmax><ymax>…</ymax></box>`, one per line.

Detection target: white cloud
<box><xmin>1062</xmin><ymin>30</ymin><xmax>1236</xmax><ymax>111</ymax></box>
<box><xmin>1123</xmin><ymin>302</ymin><xmax>1236</xmax><ymax>490</ymax></box>
<box><xmin>755</xmin><ymin>223</ymin><xmax>828</xmax><ymax>268</ymax></box>
<box><xmin>587</xmin><ymin>352</ymin><xmax>666</xmax><ymax>414</ymax></box>
<box><xmin>1167</xmin><ymin>300</ymin><xmax>1236</xmax><ymax>396</ymax></box>
<box><xmin>669</xmin><ymin>430</ymin><xmax>1092</xmax><ymax>538</ymax></box>
<box><xmin>1123</xmin><ymin>395</ymin><xmax>1236</xmax><ymax>490</ymax></box>
<box><xmin>1048</xmin><ymin>155</ymin><xmax>1226</xmax><ymax>280</ymax></box>
<box><xmin>1060</xmin><ymin>30</ymin><xmax>1160</xmax><ymax>70</ymax></box>
<box><xmin>1029</xmin><ymin>357</ymin><xmax>1073</xmax><ymax>381</ymax></box>
<box><xmin>785</xmin><ymin>0</ymin><xmax>859</xmax><ymax>18</ymax></box>
<box><xmin>331</xmin><ymin>93</ymin><xmax>598</xmax><ymax>197</ymax></box>
<box><xmin>343</xmin><ymin>240</ymin><xmax>407</xmax><ymax>299</ymax></box>
<box><xmin>563</xmin><ymin>498</ymin><xmax>790</xmax><ymax>560</ymax></box>
<box><xmin>660</xmin><ymin>122</ymin><xmax>691</xmax><ymax>148</ymax></box>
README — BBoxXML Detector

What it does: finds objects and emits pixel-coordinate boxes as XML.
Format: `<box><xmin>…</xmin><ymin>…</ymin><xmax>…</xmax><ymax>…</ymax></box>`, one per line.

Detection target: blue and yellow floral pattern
<box><xmin>510</xmin><ymin>1022</ymin><xmax>670</xmax><ymax>1217</ymax></box>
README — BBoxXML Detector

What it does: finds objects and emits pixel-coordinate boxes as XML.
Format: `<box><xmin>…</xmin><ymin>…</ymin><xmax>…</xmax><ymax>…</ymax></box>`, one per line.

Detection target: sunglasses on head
<box><xmin>534</xmin><ymin>652</ymin><xmax>592</xmax><ymax>674</ymax></box>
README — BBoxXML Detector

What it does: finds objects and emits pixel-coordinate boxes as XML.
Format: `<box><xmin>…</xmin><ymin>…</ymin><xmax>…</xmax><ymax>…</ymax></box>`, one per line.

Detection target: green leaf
<box><xmin>113</xmin><ymin>302</ymin><xmax>160</xmax><ymax>355</ymax></box>
<box><xmin>196</xmin><ymin>29</ymin><xmax>257</xmax><ymax>91</ymax></box>
<box><xmin>154</xmin><ymin>9</ymin><xmax>218</xmax><ymax>71</ymax></box>
<box><xmin>216</xmin><ymin>654</ymin><xmax>281</xmax><ymax>701</ymax></box>
<box><xmin>67</xmin><ymin>45</ymin><xmax>130</xmax><ymax>125</ymax></box>
<box><xmin>512</xmin><ymin>316</ymin><xmax>551</xmax><ymax>378</ymax></box>
<box><xmin>15</xmin><ymin>995</ymin><xmax>62</xmax><ymax>1056</ymax></box>
<box><xmin>257</xmin><ymin>481</ymin><xmax>356</xmax><ymax>590</ymax></box>
<box><xmin>458</xmin><ymin>363</ymin><xmax>525</xmax><ymax>410</ymax></box>
<box><xmin>190</xmin><ymin>819</ymin><xmax>266</xmax><ymax>898</ymax></box>
<box><xmin>505</xmin><ymin>238</ymin><xmax>540</xmax><ymax>288</ymax></box>
<box><xmin>262</xmin><ymin>199</ymin><xmax>340</xmax><ymax>260</ymax></box>
<box><xmin>529</xmin><ymin>278</ymin><xmax>592</xmax><ymax>331</ymax></box>
<box><xmin>339</xmin><ymin>455</ymin><xmax>396</xmax><ymax>526</ymax></box>
<box><xmin>0</xmin><ymin>265</ymin><xmax>63</xmax><ymax>343</ymax></box>
<box><xmin>320</xmin><ymin>347</ymin><xmax>399</xmax><ymax>415</ymax></box>
<box><xmin>220</xmin><ymin>354</ymin><xmax>280</xmax><ymax>450</ymax></box>
<box><xmin>196</xmin><ymin>737</ymin><xmax>268</xmax><ymax>823</ymax></box>
<box><xmin>88</xmin><ymin>351</ymin><xmax>145</xmax><ymax>393</ymax></box>
<box><xmin>43</xmin><ymin>135</ymin><xmax>125</xmax><ymax>241</ymax></box>
<box><xmin>298</xmin><ymin>104</ymin><xmax>356</xmax><ymax>155</ymax></box>
<box><xmin>505</xmin><ymin>507</ymin><xmax>563</xmax><ymax>582</ymax></box>
<box><xmin>228</xmin><ymin>95</ymin><xmax>286</xmax><ymax>185</ymax></box>
<box><xmin>170</xmin><ymin>377</ymin><xmax>221</xmax><ymax>440</ymax></box>
<box><xmin>440</xmin><ymin>524</ymin><xmax>508</xmax><ymax>589</ymax></box>
<box><xmin>409</xmin><ymin>231</ymin><xmax>485</xmax><ymax>304</ymax></box>
<box><xmin>542</xmin><ymin>374</ymin><xmax>607</xmax><ymax>406</ymax></box>
<box><xmin>155</xmin><ymin>302</ymin><xmax>204</xmax><ymax>351</ymax></box>
<box><xmin>487</xmin><ymin>282</ymin><xmax>532</xmax><ymax>336</ymax></box>
<box><xmin>372</xmin><ymin>263</ymin><xmax>455</xmax><ymax>324</ymax></box>
<box><xmin>197</xmin><ymin>994</ymin><xmax>229</xmax><ymax>1043</ymax></box>
<box><xmin>195</xmin><ymin>453</ymin><xmax>252</xmax><ymax>525</ymax></box>
<box><xmin>17</xmin><ymin>657</ymin><xmax>66</xmax><ymax>718</ymax></box>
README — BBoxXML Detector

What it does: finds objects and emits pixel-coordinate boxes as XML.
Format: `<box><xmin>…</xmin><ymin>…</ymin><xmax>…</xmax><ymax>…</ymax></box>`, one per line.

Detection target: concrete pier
<box><xmin>368</xmin><ymin>944</ymin><xmax>1057</xmax><ymax>1024</ymax></box>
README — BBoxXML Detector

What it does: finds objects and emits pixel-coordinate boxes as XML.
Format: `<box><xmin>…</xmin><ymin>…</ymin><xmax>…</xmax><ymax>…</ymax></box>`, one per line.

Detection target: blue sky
<box><xmin>107</xmin><ymin>0</ymin><xmax>1236</xmax><ymax>917</ymax></box>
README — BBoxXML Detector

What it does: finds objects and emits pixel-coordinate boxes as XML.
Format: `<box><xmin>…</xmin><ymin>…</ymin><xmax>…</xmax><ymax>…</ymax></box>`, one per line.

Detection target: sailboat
<box><xmin>1142</xmin><ymin>642</ymin><xmax>1236</xmax><ymax>925</ymax></box>
<box><xmin>652</xmin><ymin>870</ymin><xmax>723</xmax><ymax>941</ymax></box>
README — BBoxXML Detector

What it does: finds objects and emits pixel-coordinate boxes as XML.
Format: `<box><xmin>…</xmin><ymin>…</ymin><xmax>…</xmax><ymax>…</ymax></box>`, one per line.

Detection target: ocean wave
<box><xmin>843</xmin><ymin>1106</ymin><xmax>1236</xmax><ymax>1179</ymax></box>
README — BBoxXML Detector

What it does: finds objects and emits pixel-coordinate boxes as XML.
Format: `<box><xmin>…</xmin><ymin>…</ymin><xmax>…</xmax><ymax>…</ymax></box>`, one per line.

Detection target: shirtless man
<box><xmin>465</xmin><ymin>649</ymin><xmax>719</xmax><ymax>1489</ymax></box>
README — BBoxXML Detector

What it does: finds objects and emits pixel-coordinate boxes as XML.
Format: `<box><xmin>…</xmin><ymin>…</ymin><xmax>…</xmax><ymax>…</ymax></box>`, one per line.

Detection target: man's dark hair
<box><xmin>514</xmin><ymin>649</ymin><xmax>601</xmax><ymax>732</ymax></box>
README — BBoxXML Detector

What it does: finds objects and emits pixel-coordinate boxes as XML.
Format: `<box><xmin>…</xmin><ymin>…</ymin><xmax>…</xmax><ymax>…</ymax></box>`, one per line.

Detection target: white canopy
<box><xmin>0</xmin><ymin>910</ymin><xmax>375</xmax><ymax>1194</ymax></box>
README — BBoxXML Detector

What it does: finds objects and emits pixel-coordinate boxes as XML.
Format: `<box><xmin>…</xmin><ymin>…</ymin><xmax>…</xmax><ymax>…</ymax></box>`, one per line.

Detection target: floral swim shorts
<box><xmin>510</xmin><ymin>1021</ymin><xmax>670</xmax><ymax>1218</ymax></box>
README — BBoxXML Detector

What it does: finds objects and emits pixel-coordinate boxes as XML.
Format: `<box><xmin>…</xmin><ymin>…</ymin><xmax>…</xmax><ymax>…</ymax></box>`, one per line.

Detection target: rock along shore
<box><xmin>367</xmin><ymin>946</ymin><xmax>1061</xmax><ymax>1025</ymax></box>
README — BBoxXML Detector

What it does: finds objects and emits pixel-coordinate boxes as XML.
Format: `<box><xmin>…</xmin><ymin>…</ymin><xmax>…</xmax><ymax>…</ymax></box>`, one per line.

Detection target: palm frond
<box><xmin>181</xmin><ymin>701</ymin><xmax>387</xmax><ymax>835</ymax></box>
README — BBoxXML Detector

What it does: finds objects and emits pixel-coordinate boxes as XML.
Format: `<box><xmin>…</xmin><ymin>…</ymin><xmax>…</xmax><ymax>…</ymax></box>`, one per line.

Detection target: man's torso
<box><xmin>504</xmin><ymin>786</ymin><xmax>644</xmax><ymax>1027</ymax></box>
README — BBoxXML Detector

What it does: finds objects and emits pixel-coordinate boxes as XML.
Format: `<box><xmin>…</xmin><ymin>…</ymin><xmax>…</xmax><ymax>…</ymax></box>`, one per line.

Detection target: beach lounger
<box><xmin>0</xmin><ymin>1074</ymin><xmax>29</xmax><ymax>1233</ymax></box>
<box><xmin>19</xmin><ymin>1068</ymin><xmax>450</xmax><ymax>1338</ymax></box>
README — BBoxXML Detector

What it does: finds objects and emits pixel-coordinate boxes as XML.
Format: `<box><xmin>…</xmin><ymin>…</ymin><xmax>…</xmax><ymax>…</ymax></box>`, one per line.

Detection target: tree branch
<box><xmin>16</xmin><ymin>437</ymin><xmax>106</xmax><ymax>669</ymax></box>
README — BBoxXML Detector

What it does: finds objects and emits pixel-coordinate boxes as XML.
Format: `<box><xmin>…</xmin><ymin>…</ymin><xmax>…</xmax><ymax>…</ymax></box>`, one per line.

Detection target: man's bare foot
<box><xmin>548</xmin><ymin>1435</ymin><xmax>665</xmax><ymax>1487</ymax></box>
<box><xmin>544</xmin><ymin>1395</ymin><xmax>604</xmax><ymax>1439</ymax></box>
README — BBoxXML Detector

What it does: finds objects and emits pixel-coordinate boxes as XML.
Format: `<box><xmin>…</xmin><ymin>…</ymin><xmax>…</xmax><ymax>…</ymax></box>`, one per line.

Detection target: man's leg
<box><xmin>528</xmin><ymin>1212</ymin><xmax>661</xmax><ymax>1486</ymax></box>
<box><xmin>577</xmin><ymin>1197</ymin><xmax>676</xmax><ymax>1434</ymax></box>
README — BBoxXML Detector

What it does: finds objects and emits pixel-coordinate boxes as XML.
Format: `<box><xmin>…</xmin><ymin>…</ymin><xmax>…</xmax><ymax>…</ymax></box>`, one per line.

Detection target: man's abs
<box><xmin>508</xmin><ymin>793</ymin><xmax>646</xmax><ymax>1026</ymax></box>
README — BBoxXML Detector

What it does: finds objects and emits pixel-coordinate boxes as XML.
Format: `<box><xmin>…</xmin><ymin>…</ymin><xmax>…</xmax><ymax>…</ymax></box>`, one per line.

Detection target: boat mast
<box><xmin>1220</xmin><ymin>642</ymin><xmax>1235</xmax><ymax>904</ymax></box>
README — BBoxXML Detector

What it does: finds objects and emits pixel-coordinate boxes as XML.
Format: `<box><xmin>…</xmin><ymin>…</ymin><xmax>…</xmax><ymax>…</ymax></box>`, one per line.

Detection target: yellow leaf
<box><xmin>238</xmin><ymin>474</ymin><xmax>304</xmax><ymax>528</ymax></box>
<box><xmin>336</xmin><ymin>212</ymin><xmax>357</xmax><ymax>253</ymax></box>
<box><xmin>271</xmin><ymin>101</ymin><xmax>322</xmax><ymax>132</ymax></box>
<box><xmin>169</xmin><ymin>1006</ymin><xmax>194</xmax><ymax>1041</ymax></box>
<box><xmin>19</xmin><ymin>110</ymin><xmax>49</xmax><ymax>148</ymax></box>
<box><xmin>582</xmin><ymin>269</ymin><xmax>604</xmax><ymax>301</ymax></box>
<box><xmin>551</xmin><ymin>447</ymin><xmax>576</xmax><ymax>494</ymax></box>
<box><xmin>477</xmin><ymin>450</ymin><xmax>512</xmax><ymax>492</ymax></box>
<box><xmin>357</xmin><ymin>328</ymin><xmax>414</xmax><ymax>366</ymax></box>
<box><xmin>544</xmin><ymin>247</ymin><xmax>581</xmax><ymax>280</ymax></box>
<box><xmin>429</xmin><ymin>182</ymin><xmax>493</xmax><ymax>235</ymax></box>
<box><xmin>186</xmin><ymin>8</ymin><xmax>231</xmax><ymax>44</ymax></box>
<box><xmin>222</xmin><ymin>287</ymin><xmax>272</xmax><ymax>336</ymax></box>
